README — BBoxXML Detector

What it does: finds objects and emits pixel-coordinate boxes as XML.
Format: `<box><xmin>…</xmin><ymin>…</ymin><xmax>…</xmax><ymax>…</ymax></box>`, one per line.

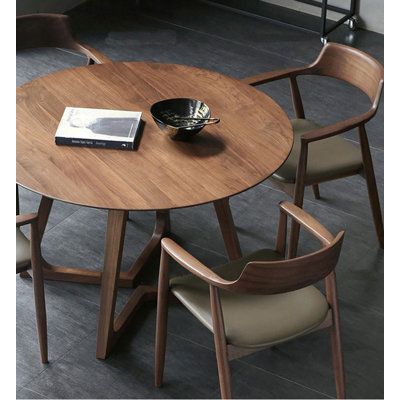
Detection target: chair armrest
<box><xmin>241</xmin><ymin>67</ymin><xmax>306</xmax><ymax>86</ymax></box>
<box><xmin>161</xmin><ymin>238</ymin><xmax>233</xmax><ymax>288</ymax></box>
<box><xmin>301</xmin><ymin>111</ymin><xmax>373</xmax><ymax>144</ymax></box>
<box><xmin>76</xmin><ymin>43</ymin><xmax>112</xmax><ymax>64</ymax></box>
<box><xmin>279</xmin><ymin>202</ymin><xmax>334</xmax><ymax>246</ymax></box>
<box><xmin>16</xmin><ymin>213</ymin><xmax>38</xmax><ymax>228</ymax></box>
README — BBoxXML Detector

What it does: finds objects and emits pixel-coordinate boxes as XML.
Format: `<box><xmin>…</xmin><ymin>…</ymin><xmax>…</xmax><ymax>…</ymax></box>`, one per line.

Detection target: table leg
<box><xmin>96</xmin><ymin>210</ymin><xmax>170</xmax><ymax>359</ymax></box>
<box><xmin>214</xmin><ymin>198</ymin><xmax>242</xmax><ymax>261</ymax></box>
<box><xmin>96</xmin><ymin>209</ymin><xmax>128</xmax><ymax>359</ymax></box>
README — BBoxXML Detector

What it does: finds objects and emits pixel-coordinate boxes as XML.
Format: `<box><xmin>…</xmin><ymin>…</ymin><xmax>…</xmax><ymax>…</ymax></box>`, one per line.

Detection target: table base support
<box><xmin>20</xmin><ymin>202</ymin><xmax>170</xmax><ymax>289</ymax></box>
<box><xmin>108</xmin><ymin>285</ymin><xmax>157</xmax><ymax>353</ymax></box>
<box><xmin>20</xmin><ymin>265</ymin><xmax>140</xmax><ymax>287</ymax></box>
<box><xmin>96</xmin><ymin>209</ymin><xmax>169</xmax><ymax>359</ymax></box>
<box><xmin>19</xmin><ymin>196</ymin><xmax>170</xmax><ymax>359</ymax></box>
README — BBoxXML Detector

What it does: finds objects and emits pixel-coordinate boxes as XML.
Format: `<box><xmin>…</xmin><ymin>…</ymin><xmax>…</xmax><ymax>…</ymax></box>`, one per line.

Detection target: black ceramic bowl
<box><xmin>150</xmin><ymin>98</ymin><xmax>212</xmax><ymax>140</ymax></box>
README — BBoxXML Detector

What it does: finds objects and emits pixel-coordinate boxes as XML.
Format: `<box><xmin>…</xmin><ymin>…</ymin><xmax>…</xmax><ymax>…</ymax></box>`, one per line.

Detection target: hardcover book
<box><xmin>55</xmin><ymin>107</ymin><xmax>143</xmax><ymax>150</ymax></box>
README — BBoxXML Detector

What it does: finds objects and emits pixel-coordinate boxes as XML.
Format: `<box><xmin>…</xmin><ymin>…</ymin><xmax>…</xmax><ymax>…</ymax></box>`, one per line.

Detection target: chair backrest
<box><xmin>17</xmin><ymin>13</ymin><xmax>81</xmax><ymax>52</ymax></box>
<box><xmin>306</xmin><ymin>42</ymin><xmax>384</xmax><ymax>106</ymax></box>
<box><xmin>224</xmin><ymin>202</ymin><xmax>345</xmax><ymax>295</ymax></box>
<box><xmin>229</xmin><ymin>232</ymin><xmax>343</xmax><ymax>295</ymax></box>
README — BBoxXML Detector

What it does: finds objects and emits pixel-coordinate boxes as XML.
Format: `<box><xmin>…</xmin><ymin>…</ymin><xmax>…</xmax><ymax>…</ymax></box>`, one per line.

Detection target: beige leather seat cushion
<box><xmin>170</xmin><ymin>249</ymin><xmax>329</xmax><ymax>349</ymax></box>
<box><xmin>274</xmin><ymin>118</ymin><xmax>363</xmax><ymax>183</ymax></box>
<box><xmin>16</xmin><ymin>228</ymin><xmax>31</xmax><ymax>271</ymax></box>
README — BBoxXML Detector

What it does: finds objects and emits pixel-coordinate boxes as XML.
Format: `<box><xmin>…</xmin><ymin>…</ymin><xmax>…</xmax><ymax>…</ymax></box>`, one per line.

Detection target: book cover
<box><xmin>55</xmin><ymin>107</ymin><xmax>143</xmax><ymax>150</ymax></box>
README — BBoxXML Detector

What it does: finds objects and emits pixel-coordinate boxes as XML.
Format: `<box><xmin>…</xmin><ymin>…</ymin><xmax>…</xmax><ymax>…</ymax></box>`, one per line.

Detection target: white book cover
<box><xmin>55</xmin><ymin>107</ymin><xmax>142</xmax><ymax>144</ymax></box>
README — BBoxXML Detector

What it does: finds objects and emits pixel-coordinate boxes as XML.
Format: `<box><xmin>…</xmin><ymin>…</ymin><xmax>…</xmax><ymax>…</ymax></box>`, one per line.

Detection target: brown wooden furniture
<box><xmin>16</xmin><ymin>13</ymin><xmax>111</xmax><ymax>64</ymax></box>
<box><xmin>242</xmin><ymin>42</ymin><xmax>384</xmax><ymax>253</ymax></box>
<box><xmin>155</xmin><ymin>201</ymin><xmax>346</xmax><ymax>399</ymax></box>
<box><xmin>16</xmin><ymin>62</ymin><xmax>293</xmax><ymax>359</ymax></box>
<box><xmin>17</xmin><ymin>213</ymin><xmax>48</xmax><ymax>364</ymax></box>
<box><xmin>16</xmin><ymin>13</ymin><xmax>111</xmax><ymax>214</ymax></box>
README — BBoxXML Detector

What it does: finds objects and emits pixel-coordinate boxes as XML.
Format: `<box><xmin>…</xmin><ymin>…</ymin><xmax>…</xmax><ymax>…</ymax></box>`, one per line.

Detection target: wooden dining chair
<box><xmin>17</xmin><ymin>213</ymin><xmax>48</xmax><ymax>364</ymax></box>
<box><xmin>155</xmin><ymin>201</ymin><xmax>346</xmax><ymax>399</ymax></box>
<box><xmin>242</xmin><ymin>42</ymin><xmax>383</xmax><ymax>253</ymax></box>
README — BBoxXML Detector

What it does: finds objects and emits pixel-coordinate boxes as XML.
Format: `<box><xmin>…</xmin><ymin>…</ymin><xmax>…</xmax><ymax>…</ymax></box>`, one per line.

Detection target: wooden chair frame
<box><xmin>16</xmin><ymin>13</ymin><xmax>111</xmax><ymax>64</ymax></box>
<box><xmin>155</xmin><ymin>201</ymin><xmax>346</xmax><ymax>399</ymax></box>
<box><xmin>17</xmin><ymin>213</ymin><xmax>48</xmax><ymax>363</ymax></box>
<box><xmin>242</xmin><ymin>42</ymin><xmax>384</xmax><ymax>252</ymax></box>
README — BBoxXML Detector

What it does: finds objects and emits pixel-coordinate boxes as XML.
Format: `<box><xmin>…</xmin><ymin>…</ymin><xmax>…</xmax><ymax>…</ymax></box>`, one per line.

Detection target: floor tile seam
<box><xmin>17</xmin><ymin>328</ymin><xmax>97</xmax><ymax>396</ymax></box>
<box><xmin>138</xmin><ymin>12</ymin><xmax>310</xmax><ymax>66</ymax></box>
<box><xmin>42</xmin><ymin>207</ymin><xmax>82</xmax><ymax>236</ymax></box>
<box><xmin>16</xmin><ymin>386</ymin><xmax>50</xmax><ymax>399</ymax></box>
<box><xmin>183</xmin><ymin>241</ymin><xmax>228</xmax><ymax>259</ymax></box>
<box><xmin>56</xmin><ymin>47</ymin><xmax>87</xmax><ymax>59</ymax></box>
<box><xmin>44</xmin><ymin>281</ymin><xmax>102</xmax><ymax>308</ymax></box>
<box><xmin>235</xmin><ymin>358</ymin><xmax>334</xmax><ymax>399</ymax></box>
<box><xmin>168</xmin><ymin>331</ymin><xmax>215</xmax><ymax>353</ymax></box>
<box><xmin>345</xmin><ymin>137</ymin><xmax>383</xmax><ymax>152</ymax></box>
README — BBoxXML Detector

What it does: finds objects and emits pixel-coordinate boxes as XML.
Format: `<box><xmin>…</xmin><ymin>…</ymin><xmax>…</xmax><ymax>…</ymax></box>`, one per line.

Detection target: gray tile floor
<box><xmin>16</xmin><ymin>1</ymin><xmax>384</xmax><ymax>398</ymax></box>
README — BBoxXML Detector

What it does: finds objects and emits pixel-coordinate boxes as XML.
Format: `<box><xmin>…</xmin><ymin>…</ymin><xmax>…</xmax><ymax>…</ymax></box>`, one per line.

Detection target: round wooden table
<box><xmin>17</xmin><ymin>62</ymin><xmax>293</xmax><ymax>359</ymax></box>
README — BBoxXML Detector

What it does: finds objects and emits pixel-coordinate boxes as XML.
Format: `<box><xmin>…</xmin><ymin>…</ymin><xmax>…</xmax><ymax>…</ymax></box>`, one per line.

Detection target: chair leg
<box><xmin>326</xmin><ymin>272</ymin><xmax>345</xmax><ymax>399</ymax></box>
<box><xmin>288</xmin><ymin>219</ymin><xmax>301</xmax><ymax>259</ymax></box>
<box><xmin>16</xmin><ymin>184</ymin><xmax>20</xmax><ymax>215</ymax></box>
<box><xmin>155</xmin><ymin>249</ymin><xmax>170</xmax><ymax>388</ymax></box>
<box><xmin>30</xmin><ymin>221</ymin><xmax>48</xmax><ymax>363</ymax></box>
<box><xmin>214</xmin><ymin>338</ymin><xmax>232</xmax><ymax>399</ymax></box>
<box><xmin>288</xmin><ymin>182</ymin><xmax>306</xmax><ymax>258</ymax></box>
<box><xmin>210</xmin><ymin>286</ymin><xmax>232</xmax><ymax>399</ymax></box>
<box><xmin>312</xmin><ymin>184</ymin><xmax>321</xmax><ymax>199</ymax></box>
<box><xmin>331</xmin><ymin>323</ymin><xmax>346</xmax><ymax>399</ymax></box>
<box><xmin>358</xmin><ymin>125</ymin><xmax>384</xmax><ymax>248</ymax></box>
<box><xmin>288</xmin><ymin>142</ymin><xmax>308</xmax><ymax>258</ymax></box>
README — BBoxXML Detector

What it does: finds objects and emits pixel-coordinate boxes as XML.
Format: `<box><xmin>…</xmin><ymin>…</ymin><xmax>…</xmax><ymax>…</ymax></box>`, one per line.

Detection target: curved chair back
<box><xmin>224</xmin><ymin>202</ymin><xmax>345</xmax><ymax>295</ymax></box>
<box><xmin>17</xmin><ymin>13</ymin><xmax>80</xmax><ymax>52</ymax></box>
<box><xmin>307</xmin><ymin>42</ymin><xmax>384</xmax><ymax>106</ymax></box>
<box><xmin>231</xmin><ymin>232</ymin><xmax>344</xmax><ymax>294</ymax></box>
